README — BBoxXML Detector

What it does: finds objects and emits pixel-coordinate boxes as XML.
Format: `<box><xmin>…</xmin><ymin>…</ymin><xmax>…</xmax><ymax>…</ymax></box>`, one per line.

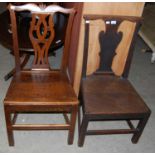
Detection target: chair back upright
<box><xmin>8</xmin><ymin>3</ymin><xmax>75</xmax><ymax>72</ymax></box>
<box><xmin>82</xmin><ymin>15</ymin><xmax>141</xmax><ymax>79</ymax></box>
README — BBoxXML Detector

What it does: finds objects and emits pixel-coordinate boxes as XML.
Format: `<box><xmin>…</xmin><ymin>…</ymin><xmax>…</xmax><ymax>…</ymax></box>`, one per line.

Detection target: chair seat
<box><xmin>4</xmin><ymin>71</ymin><xmax>78</xmax><ymax>106</ymax></box>
<box><xmin>82</xmin><ymin>75</ymin><xmax>150</xmax><ymax>116</ymax></box>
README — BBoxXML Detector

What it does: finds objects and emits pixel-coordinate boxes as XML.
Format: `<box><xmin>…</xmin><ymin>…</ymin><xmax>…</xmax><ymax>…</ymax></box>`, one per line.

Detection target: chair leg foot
<box><xmin>5</xmin><ymin>109</ymin><xmax>14</xmax><ymax>146</ymax></box>
<box><xmin>132</xmin><ymin>114</ymin><xmax>150</xmax><ymax>144</ymax></box>
<box><xmin>68</xmin><ymin>106</ymin><xmax>78</xmax><ymax>145</ymax></box>
<box><xmin>8</xmin><ymin>136</ymin><xmax>14</xmax><ymax>147</ymax></box>
<box><xmin>78</xmin><ymin>116</ymin><xmax>88</xmax><ymax>147</ymax></box>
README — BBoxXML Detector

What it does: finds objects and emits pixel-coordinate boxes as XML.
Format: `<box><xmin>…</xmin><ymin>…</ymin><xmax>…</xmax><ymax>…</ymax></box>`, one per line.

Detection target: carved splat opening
<box><xmin>29</xmin><ymin>13</ymin><xmax>55</xmax><ymax>70</ymax></box>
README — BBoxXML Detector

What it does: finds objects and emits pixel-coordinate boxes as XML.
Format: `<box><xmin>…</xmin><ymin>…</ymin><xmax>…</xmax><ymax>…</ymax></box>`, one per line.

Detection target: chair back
<box><xmin>82</xmin><ymin>15</ymin><xmax>141</xmax><ymax>78</ymax></box>
<box><xmin>8</xmin><ymin>3</ymin><xmax>75</xmax><ymax>72</ymax></box>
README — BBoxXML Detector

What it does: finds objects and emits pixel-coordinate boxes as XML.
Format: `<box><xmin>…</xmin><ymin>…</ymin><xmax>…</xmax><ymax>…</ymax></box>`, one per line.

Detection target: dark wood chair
<box><xmin>78</xmin><ymin>15</ymin><xmax>151</xmax><ymax>147</ymax></box>
<box><xmin>3</xmin><ymin>3</ymin><xmax>79</xmax><ymax>146</ymax></box>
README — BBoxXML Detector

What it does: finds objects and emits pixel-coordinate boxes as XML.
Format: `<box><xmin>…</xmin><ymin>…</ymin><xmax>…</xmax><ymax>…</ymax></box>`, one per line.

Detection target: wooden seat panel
<box><xmin>82</xmin><ymin>75</ymin><xmax>150</xmax><ymax>115</ymax></box>
<box><xmin>4</xmin><ymin>71</ymin><xmax>78</xmax><ymax>105</ymax></box>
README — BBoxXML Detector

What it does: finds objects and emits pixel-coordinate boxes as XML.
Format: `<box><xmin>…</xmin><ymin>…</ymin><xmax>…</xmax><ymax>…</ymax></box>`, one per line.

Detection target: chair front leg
<box><xmin>78</xmin><ymin>115</ymin><xmax>89</xmax><ymax>147</ymax></box>
<box><xmin>132</xmin><ymin>113</ymin><xmax>151</xmax><ymax>144</ymax></box>
<box><xmin>4</xmin><ymin>107</ymin><xmax>14</xmax><ymax>146</ymax></box>
<box><xmin>68</xmin><ymin>105</ymin><xmax>78</xmax><ymax>145</ymax></box>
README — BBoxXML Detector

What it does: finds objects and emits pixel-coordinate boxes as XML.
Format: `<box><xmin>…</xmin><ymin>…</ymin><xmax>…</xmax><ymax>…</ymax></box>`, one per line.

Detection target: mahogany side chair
<box><xmin>78</xmin><ymin>15</ymin><xmax>151</xmax><ymax>147</ymax></box>
<box><xmin>4</xmin><ymin>3</ymin><xmax>79</xmax><ymax>146</ymax></box>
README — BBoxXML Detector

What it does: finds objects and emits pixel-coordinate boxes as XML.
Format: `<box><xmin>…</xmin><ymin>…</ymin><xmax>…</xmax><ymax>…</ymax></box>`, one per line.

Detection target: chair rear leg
<box><xmin>4</xmin><ymin>107</ymin><xmax>14</xmax><ymax>146</ymax></box>
<box><xmin>4</xmin><ymin>53</ymin><xmax>30</xmax><ymax>81</ymax></box>
<box><xmin>78</xmin><ymin>116</ymin><xmax>89</xmax><ymax>147</ymax></box>
<box><xmin>78</xmin><ymin>105</ymin><xmax>82</xmax><ymax>134</ymax></box>
<box><xmin>68</xmin><ymin>105</ymin><xmax>78</xmax><ymax>145</ymax></box>
<box><xmin>132</xmin><ymin>114</ymin><xmax>150</xmax><ymax>144</ymax></box>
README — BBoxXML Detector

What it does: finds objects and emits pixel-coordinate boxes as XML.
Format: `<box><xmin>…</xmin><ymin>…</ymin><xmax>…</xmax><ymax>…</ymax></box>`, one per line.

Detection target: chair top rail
<box><xmin>83</xmin><ymin>14</ymin><xmax>142</xmax><ymax>23</ymax></box>
<box><xmin>8</xmin><ymin>3</ymin><xmax>75</xmax><ymax>14</ymax></box>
